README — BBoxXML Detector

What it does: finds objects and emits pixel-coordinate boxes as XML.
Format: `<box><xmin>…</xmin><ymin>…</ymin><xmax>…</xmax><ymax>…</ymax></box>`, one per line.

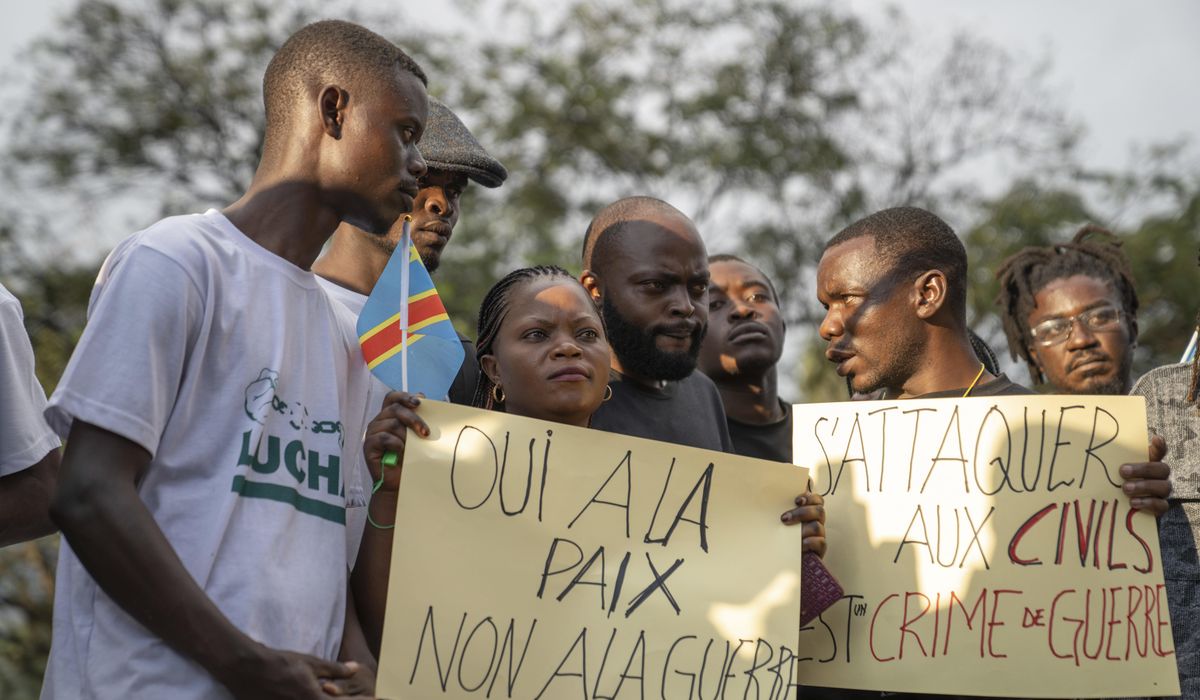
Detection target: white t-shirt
<box><xmin>315</xmin><ymin>278</ymin><xmax>392</xmax><ymax>568</ymax></box>
<box><xmin>0</xmin><ymin>283</ymin><xmax>60</xmax><ymax>476</ymax></box>
<box><xmin>42</xmin><ymin>210</ymin><xmax>372</xmax><ymax>700</ymax></box>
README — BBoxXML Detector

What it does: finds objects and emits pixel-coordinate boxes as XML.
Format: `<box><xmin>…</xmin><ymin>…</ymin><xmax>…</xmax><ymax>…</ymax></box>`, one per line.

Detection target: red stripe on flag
<box><xmin>360</xmin><ymin>294</ymin><xmax>449</xmax><ymax>364</ymax></box>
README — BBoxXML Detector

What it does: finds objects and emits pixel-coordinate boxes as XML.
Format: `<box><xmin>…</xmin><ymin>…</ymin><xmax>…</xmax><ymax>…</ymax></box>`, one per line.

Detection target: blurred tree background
<box><xmin>0</xmin><ymin>0</ymin><xmax>1196</xmax><ymax>694</ymax></box>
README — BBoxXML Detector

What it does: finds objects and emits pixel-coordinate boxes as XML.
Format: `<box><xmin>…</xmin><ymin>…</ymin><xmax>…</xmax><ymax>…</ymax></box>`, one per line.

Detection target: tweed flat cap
<box><xmin>421</xmin><ymin>98</ymin><xmax>508</xmax><ymax>188</ymax></box>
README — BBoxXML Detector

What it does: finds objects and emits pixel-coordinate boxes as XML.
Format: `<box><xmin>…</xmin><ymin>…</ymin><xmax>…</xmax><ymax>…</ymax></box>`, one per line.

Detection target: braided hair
<box><xmin>968</xmin><ymin>329</ymin><xmax>1001</xmax><ymax>376</ymax></box>
<box><xmin>471</xmin><ymin>265</ymin><xmax>583</xmax><ymax>411</ymax></box>
<box><xmin>994</xmin><ymin>225</ymin><xmax>1139</xmax><ymax>385</ymax></box>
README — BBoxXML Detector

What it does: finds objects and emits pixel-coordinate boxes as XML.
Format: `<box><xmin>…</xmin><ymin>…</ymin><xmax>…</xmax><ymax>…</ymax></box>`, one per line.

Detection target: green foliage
<box><xmin>12</xmin><ymin>0</ymin><xmax>314</xmax><ymax>208</ymax></box>
<box><xmin>1124</xmin><ymin>185</ymin><xmax>1200</xmax><ymax>368</ymax></box>
<box><xmin>425</xmin><ymin>0</ymin><xmax>873</xmax><ymax>332</ymax></box>
<box><xmin>0</xmin><ymin>539</ymin><xmax>57</xmax><ymax>700</ymax></box>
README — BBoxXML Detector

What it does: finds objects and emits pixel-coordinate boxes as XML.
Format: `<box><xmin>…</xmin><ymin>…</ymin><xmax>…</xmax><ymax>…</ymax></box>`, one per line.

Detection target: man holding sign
<box><xmin>814</xmin><ymin>207</ymin><xmax>1170</xmax><ymax>514</ymax></box>
<box><xmin>794</xmin><ymin>206</ymin><xmax>1175</xmax><ymax>698</ymax></box>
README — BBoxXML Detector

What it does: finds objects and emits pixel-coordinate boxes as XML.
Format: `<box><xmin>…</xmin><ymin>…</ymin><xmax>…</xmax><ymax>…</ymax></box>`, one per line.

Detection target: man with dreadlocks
<box><xmin>995</xmin><ymin>225</ymin><xmax>1139</xmax><ymax>395</ymax></box>
<box><xmin>1125</xmin><ymin>249</ymin><xmax>1200</xmax><ymax>698</ymax></box>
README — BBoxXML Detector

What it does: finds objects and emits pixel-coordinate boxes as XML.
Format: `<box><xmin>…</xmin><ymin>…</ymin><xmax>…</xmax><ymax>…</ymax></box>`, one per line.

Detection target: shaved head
<box><xmin>581</xmin><ymin>196</ymin><xmax>694</xmax><ymax>274</ymax></box>
<box><xmin>261</xmin><ymin>19</ymin><xmax>427</xmax><ymax>158</ymax></box>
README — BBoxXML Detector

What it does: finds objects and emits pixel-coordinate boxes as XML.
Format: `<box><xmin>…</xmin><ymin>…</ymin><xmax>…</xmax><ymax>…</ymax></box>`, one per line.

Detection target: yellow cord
<box><xmin>962</xmin><ymin>363</ymin><xmax>986</xmax><ymax>398</ymax></box>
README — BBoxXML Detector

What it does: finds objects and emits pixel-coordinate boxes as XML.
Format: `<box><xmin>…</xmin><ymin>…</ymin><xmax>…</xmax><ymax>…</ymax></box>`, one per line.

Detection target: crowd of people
<box><xmin>0</xmin><ymin>19</ymin><xmax>1195</xmax><ymax>700</ymax></box>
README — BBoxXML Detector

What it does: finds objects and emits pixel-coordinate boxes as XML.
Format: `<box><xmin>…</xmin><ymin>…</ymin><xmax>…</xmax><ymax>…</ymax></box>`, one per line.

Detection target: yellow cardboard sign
<box><xmin>378</xmin><ymin>400</ymin><xmax>811</xmax><ymax>699</ymax></box>
<box><xmin>792</xmin><ymin>395</ymin><xmax>1179</xmax><ymax>697</ymax></box>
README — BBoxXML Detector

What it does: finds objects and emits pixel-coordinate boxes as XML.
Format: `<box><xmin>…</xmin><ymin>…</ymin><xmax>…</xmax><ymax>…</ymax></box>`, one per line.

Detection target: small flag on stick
<box><xmin>357</xmin><ymin>215</ymin><xmax>465</xmax><ymax>400</ymax></box>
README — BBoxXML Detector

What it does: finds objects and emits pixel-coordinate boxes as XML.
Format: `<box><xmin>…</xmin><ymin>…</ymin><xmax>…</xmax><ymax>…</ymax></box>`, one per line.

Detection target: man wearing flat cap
<box><xmin>314</xmin><ymin>97</ymin><xmax>507</xmax><ymax>403</ymax></box>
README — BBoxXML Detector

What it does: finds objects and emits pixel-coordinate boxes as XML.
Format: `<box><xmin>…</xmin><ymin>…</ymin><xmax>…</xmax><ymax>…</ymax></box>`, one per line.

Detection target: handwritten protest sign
<box><xmin>378</xmin><ymin>400</ymin><xmax>811</xmax><ymax>699</ymax></box>
<box><xmin>792</xmin><ymin>395</ymin><xmax>1179</xmax><ymax>697</ymax></box>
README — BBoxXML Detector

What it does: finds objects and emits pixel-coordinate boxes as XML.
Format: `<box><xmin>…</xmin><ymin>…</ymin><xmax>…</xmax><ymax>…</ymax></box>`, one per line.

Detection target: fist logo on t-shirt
<box><xmin>244</xmin><ymin>368</ymin><xmax>307</xmax><ymax>430</ymax></box>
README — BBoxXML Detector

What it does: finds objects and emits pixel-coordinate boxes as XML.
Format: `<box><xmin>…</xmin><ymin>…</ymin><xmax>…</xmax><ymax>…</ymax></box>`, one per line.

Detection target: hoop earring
<box><xmin>491</xmin><ymin>384</ymin><xmax>505</xmax><ymax>404</ymax></box>
<box><xmin>603</xmin><ymin>385</ymin><xmax>613</xmax><ymax>402</ymax></box>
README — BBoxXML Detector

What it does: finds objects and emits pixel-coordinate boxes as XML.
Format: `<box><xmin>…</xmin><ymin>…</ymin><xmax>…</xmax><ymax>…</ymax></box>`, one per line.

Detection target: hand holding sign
<box><xmin>362</xmin><ymin>391</ymin><xmax>429</xmax><ymax>494</ymax></box>
<box><xmin>1119</xmin><ymin>434</ymin><xmax>1171</xmax><ymax>515</ymax></box>
<box><xmin>782</xmin><ymin>487</ymin><xmax>827</xmax><ymax>558</ymax></box>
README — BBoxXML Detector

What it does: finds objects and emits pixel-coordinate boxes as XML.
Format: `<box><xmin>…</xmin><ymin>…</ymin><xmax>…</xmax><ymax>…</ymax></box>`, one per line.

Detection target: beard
<box><xmin>850</xmin><ymin>331</ymin><xmax>926</xmax><ymax>396</ymax></box>
<box><xmin>601</xmin><ymin>295</ymin><xmax>706</xmax><ymax>382</ymax></box>
<box><xmin>1061</xmin><ymin>351</ymin><xmax>1133</xmax><ymax>395</ymax></box>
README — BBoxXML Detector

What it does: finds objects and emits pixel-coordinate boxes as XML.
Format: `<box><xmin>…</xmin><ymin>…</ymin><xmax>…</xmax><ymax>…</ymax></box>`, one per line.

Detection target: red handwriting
<box><xmin>869</xmin><ymin>588</ymin><xmax>1020</xmax><ymax>661</ymax></box>
<box><xmin>862</xmin><ymin>584</ymin><xmax>1174</xmax><ymax>666</ymax></box>
<box><xmin>1007</xmin><ymin>499</ymin><xmax>1154</xmax><ymax>573</ymax></box>
<box><xmin>1048</xmin><ymin>585</ymin><xmax>1174</xmax><ymax>665</ymax></box>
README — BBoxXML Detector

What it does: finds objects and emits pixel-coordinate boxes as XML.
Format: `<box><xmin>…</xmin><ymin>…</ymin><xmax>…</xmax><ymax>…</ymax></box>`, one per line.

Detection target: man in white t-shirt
<box><xmin>311</xmin><ymin>97</ymin><xmax>507</xmax><ymax>652</ymax></box>
<box><xmin>0</xmin><ymin>282</ymin><xmax>60</xmax><ymax>546</ymax></box>
<box><xmin>43</xmin><ymin>20</ymin><xmax>428</xmax><ymax>700</ymax></box>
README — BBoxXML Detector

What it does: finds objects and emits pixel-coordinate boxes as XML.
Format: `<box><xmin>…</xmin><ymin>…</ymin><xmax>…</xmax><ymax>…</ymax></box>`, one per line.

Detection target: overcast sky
<box><xmin>4</xmin><ymin>0</ymin><xmax>1197</xmax><ymax>180</ymax></box>
<box><xmin>845</xmin><ymin>0</ymin><xmax>1200</xmax><ymax>172</ymax></box>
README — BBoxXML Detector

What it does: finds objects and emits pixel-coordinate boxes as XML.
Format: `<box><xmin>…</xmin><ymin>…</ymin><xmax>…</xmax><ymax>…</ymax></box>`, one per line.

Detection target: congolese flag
<box><xmin>357</xmin><ymin>218</ymin><xmax>464</xmax><ymax>398</ymax></box>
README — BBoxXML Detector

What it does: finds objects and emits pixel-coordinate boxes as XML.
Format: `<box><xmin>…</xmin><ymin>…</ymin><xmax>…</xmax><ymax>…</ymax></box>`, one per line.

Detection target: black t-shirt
<box><xmin>590</xmin><ymin>370</ymin><xmax>734</xmax><ymax>452</ymax></box>
<box><xmin>727</xmin><ymin>400</ymin><xmax>793</xmax><ymax>463</ymax></box>
<box><xmin>912</xmin><ymin>373</ymin><xmax>1031</xmax><ymax>399</ymax></box>
<box><xmin>447</xmin><ymin>333</ymin><xmax>481</xmax><ymax>406</ymax></box>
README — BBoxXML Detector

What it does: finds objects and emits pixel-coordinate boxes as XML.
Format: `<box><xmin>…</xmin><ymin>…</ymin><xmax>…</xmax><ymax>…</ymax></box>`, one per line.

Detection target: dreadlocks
<box><xmin>995</xmin><ymin>225</ymin><xmax>1139</xmax><ymax>385</ymax></box>
<box><xmin>471</xmin><ymin>265</ymin><xmax>582</xmax><ymax>410</ymax></box>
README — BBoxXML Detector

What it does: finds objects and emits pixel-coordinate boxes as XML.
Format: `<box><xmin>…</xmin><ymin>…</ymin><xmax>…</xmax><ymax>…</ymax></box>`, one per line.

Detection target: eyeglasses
<box><xmin>1029</xmin><ymin>305</ymin><xmax>1124</xmax><ymax>346</ymax></box>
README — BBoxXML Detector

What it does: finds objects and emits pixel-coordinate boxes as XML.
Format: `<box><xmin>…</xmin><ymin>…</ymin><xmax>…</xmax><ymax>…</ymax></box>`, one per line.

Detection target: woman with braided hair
<box><xmin>354</xmin><ymin>265</ymin><xmax>825</xmax><ymax>656</ymax></box>
<box><xmin>469</xmin><ymin>265</ymin><xmax>612</xmax><ymax>424</ymax></box>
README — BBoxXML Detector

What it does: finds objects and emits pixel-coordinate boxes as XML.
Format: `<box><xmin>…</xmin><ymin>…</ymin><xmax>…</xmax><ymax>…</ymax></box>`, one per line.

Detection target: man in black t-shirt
<box><xmin>802</xmin><ymin>207</ymin><xmax>1170</xmax><ymax>700</ymax></box>
<box><xmin>697</xmin><ymin>254</ymin><xmax>793</xmax><ymax>462</ymax></box>
<box><xmin>579</xmin><ymin>196</ymin><xmax>734</xmax><ymax>452</ymax></box>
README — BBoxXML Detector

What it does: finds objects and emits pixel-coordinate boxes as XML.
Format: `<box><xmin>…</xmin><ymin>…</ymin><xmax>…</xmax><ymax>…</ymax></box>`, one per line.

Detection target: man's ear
<box><xmin>318</xmin><ymin>85</ymin><xmax>350</xmax><ymax>139</ymax></box>
<box><xmin>580</xmin><ymin>270</ymin><xmax>603</xmax><ymax>307</ymax></box>
<box><xmin>912</xmin><ymin>269</ymin><xmax>948</xmax><ymax>320</ymax></box>
<box><xmin>479</xmin><ymin>354</ymin><xmax>501</xmax><ymax>386</ymax></box>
